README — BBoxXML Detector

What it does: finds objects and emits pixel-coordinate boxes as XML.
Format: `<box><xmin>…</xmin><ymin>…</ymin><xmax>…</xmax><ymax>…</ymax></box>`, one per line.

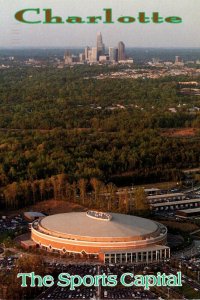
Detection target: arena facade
<box><xmin>31</xmin><ymin>211</ymin><xmax>170</xmax><ymax>264</ymax></box>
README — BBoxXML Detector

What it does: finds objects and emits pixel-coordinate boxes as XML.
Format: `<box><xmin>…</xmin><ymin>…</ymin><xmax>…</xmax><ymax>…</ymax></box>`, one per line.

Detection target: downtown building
<box><xmin>118</xmin><ymin>41</ymin><xmax>126</xmax><ymax>61</ymax></box>
<box><xmin>109</xmin><ymin>47</ymin><xmax>118</xmax><ymax>62</ymax></box>
<box><xmin>86</xmin><ymin>33</ymin><xmax>125</xmax><ymax>64</ymax></box>
<box><xmin>96</xmin><ymin>32</ymin><xmax>105</xmax><ymax>59</ymax></box>
<box><xmin>63</xmin><ymin>33</ymin><xmax>133</xmax><ymax>65</ymax></box>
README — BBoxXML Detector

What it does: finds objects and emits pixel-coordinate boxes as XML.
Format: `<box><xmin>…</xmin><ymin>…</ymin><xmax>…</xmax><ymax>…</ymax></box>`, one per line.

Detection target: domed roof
<box><xmin>40</xmin><ymin>211</ymin><xmax>159</xmax><ymax>240</ymax></box>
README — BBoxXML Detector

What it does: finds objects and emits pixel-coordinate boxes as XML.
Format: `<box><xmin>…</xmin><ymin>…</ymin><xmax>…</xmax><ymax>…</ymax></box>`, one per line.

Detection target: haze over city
<box><xmin>0</xmin><ymin>0</ymin><xmax>200</xmax><ymax>48</ymax></box>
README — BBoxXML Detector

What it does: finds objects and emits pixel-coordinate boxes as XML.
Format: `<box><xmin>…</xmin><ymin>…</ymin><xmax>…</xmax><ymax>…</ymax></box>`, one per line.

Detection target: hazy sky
<box><xmin>0</xmin><ymin>0</ymin><xmax>199</xmax><ymax>48</ymax></box>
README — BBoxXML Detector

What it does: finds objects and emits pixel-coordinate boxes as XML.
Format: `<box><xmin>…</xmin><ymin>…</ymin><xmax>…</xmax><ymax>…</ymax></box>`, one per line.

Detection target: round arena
<box><xmin>31</xmin><ymin>211</ymin><xmax>170</xmax><ymax>264</ymax></box>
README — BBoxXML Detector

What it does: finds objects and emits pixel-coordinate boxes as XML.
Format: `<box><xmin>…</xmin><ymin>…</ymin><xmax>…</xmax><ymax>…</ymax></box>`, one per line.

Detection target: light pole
<box><xmin>96</xmin><ymin>265</ymin><xmax>101</xmax><ymax>300</ymax></box>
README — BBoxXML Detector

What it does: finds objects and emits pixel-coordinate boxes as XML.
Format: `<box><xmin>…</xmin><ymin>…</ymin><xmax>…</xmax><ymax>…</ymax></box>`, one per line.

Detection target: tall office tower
<box><xmin>175</xmin><ymin>56</ymin><xmax>181</xmax><ymax>64</ymax></box>
<box><xmin>174</xmin><ymin>55</ymin><xmax>184</xmax><ymax>66</ymax></box>
<box><xmin>109</xmin><ymin>47</ymin><xmax>118</xmax><ymax>62</ymax></box>
<box><xmin>91</xmin><ymin>47</ymin><xmax>98</xmax><ymax>62</ymax></box>
<box><xmin>85</xmin><ymin>46</ymin><xmax>90</xmax><ymax>61</ymax></box>
<box><xmin>64</xmin><ymin>51</ymin><xmax>73</xmax><ymax>64</ymax></box>
<box><xmin>79</xmin><ymin>53</ymin><xmax>85</xmax><ymax>62</ymax></box>
<box><xmin>88</xmin><ymin>49</ymin><xmax>92</xmax><ymax>62</ymax></box>
<box><xmin>97</xmin><ymin>32</ymin><xmax>105</xmax><ymax>59</ymax></box>
<box><xmin>118</xmin><ymin>41</ymin><xmax>126</xmax><ymax>61</ymax></box>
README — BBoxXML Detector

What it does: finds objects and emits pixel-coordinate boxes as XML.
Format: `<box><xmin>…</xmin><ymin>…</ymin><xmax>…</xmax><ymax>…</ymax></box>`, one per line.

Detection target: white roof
<box><xmin>148</xmin><ymin>193</ymin><xmax>184</xmax><ymax>200</ymax></box>
<box><xmin>176</xmin><ymin>207</ymin><xmax>200</xmax><ymax>214</ymax></box>
<box><xmin>40</xmin><ymin>212</ymin><xmax>158</xmax><ymax>238</ymax></box>
<box><xmin>24</xmin><ymin>212</ymin><xmax>45</xmax><ymax>218</ymax></box>
<box><xmin>144</xmin><ymin>188</ymin><xmax>160</xmax><ymax>192</ymax></box>
<box><xmin>152</xmin><ymin>198</ymin><xmax>200</xmax><ymax>207</ymax></box>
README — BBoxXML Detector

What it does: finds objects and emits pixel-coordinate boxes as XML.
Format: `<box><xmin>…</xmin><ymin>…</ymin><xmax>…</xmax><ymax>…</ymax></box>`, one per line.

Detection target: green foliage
<box><xmin>0</xmin><ymin>65</ymin><xmax>199</xmax><ymax>208</ymax></box>
<box><xmin>2</xmin><ymin>236</ymin><xmax>13</xmax><ymax>248</ymax></box>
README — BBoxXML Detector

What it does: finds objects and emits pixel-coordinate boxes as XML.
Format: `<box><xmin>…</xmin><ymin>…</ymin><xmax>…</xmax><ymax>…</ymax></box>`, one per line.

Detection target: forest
<box><xmin>0</xmin><ymin>64</ymin><xmax>199</xmax><ymax>208</ymax></box>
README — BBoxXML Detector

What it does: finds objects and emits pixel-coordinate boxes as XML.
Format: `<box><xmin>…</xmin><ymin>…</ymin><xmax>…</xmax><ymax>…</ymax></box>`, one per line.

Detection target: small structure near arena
<box><xmin>24</xmin><ymin>212</ymin><xmax>45</xmax><ymax>222</ymax></box>
<box><xmin>176</xmin><ymin>207</ymin><xmax>200</xmax><ymax>219</ymax></box>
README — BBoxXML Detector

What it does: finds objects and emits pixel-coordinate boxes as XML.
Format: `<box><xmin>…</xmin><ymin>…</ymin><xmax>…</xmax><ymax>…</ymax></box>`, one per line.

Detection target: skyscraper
<box><xmin>174</xmin><ymin>55</ymin><xmax>184</xmax><ymax>66</ymax></box>
<box><xmin>118</xmin><ymin>41</ymin><xmax>126</xmax><ymax>61</ymax></box>
<box><xmin>109</xmin><ymin>47</ymin><xmax>118</xmax><ymax>62</ymax></box>
<box><xmin>88</xmin><ymin>49</ymin><xmax>92</xmax><ymax>62</ymax></box>
<box><xmin>85</xmin><ymin>46</ymin><xmax>90</xmax><ymax>61</ymax></box>
<box><xmin>91</xmin><ymin>47</ymin><xmax>98</xmax><ymax>62</ymax></box>
<box><xmin>97</xmin><ymin>32</ymin><xmax>105</xmax><ymax>60</ymax></box>
<box><xmin>79</xmin><ymin>53</ymin><xmax>85</xmax><ymax>62</ymax></box>
<box><xmin>175</xmin><ymin>56</ymin><xmax>182</xmax><ymax>64</ymax></box>
<box><xmin>64</xmin><ymin>51</ymin><xmax>73</xmax><ymax>64</ymax></box>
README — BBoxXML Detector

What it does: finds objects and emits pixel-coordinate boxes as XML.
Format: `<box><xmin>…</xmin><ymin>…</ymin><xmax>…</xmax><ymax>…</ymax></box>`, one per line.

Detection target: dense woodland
<box><xmin>0</xmin><ymin>63</ymin><xmax>200</xmax><ymax>208</ymax></box>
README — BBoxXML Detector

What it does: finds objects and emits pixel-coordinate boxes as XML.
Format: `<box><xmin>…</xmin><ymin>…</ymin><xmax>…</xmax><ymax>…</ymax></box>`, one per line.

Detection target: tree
<box><xmin>4</xmin><ymin>255</ymin><xmax>46</xmax><ymax>300</ymax></box>
<box><xmin>4</xmin><ymin>182</ymin><xmax>18</xmax><ymax>208</ymax></box>
<box><xmin>71</xmin><ymin>181</ymin><xmax>77</xmax><ymax>202</ymax></box>
<box><xmin>31</xmin><ymin>180</ymin><xmax>39</xmax><ymax>204</ymax></box>
<box><xmin>106</xmin><ymin>182</ymin><xmax>116</xmax><ymax>212</ymax></box>
<box><xmin>39</xmin><ymin>179</ymin><xmax>46</xmax><ymax>201</ymax></box>
<box><xmin>51</xmin><ymin>176</ymin><xmax>59</xmax><ymax>200</ymax></box>
<box><xmin>134</xmin><ymin>187</ymin><xmax>150</xmax><ymax>216</ymax></box>
<box><xmin>57</xmin><ymin>173</ymin><xmax>67</xmax><ymax>199</ymax></box>
<box><xmin>78</xmin><ymin>178</ymin><xmax>87</xmax><ymax>205</ymax></box>
<box><xmin>90</xmin><ymin>178</ymin><xmax>102</xmax><ymax>206</ymax></box>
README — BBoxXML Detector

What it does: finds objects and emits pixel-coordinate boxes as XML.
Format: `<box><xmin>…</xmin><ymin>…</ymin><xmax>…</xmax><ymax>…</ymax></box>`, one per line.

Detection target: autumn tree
<box><xmin>134</xmin><ymin>187</ymin><xmax>150</xmax><ymax>216</ymax></box>
<box><xmin>90</xmin><ymin>178</ymin><xmax>102</xmax><ymax>206</ymax></box>
<box><xmin>106</xmin><ymin>183</ymin><xmax>116</xmax><ymax>212</ymax></box>
<box><xmin>4</xmin><ymin>182</ymin><xmax>19</xmax><ymax>208</ymax></box>
<box><xmin>78</xmin><ymin>178</ymin><xmax>87</xmax><ymax>205</ymax></box>
<box><xmin>57</xmin><ymin>173</ymin><xmax>67</xmax><ymax>199</ymax></box>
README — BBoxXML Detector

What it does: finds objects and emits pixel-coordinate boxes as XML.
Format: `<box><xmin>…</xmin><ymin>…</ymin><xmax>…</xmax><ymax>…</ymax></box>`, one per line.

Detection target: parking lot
<box><xmin>38</xmin><ymin>264</ymin><xmax>97</xmax><ymax>299</ymax></box>
<box><xmin>37</xmin><ymin>264</ymin><xmax>159</xmax><ymax>299</ymax></box>
<box><xmin>0</xmin><ymin>214</ymin><xmax>27</xmax><ymax>235</ymax></box>
<box><xmin>38</xmin><ymin>286</ymin><xmax>96</xmax><ymax>300</ymax></box>
<box><xmin>101</xmin><ymin>287</ymin><xmax>157</xmax><ymax>299</ymax></box>
<box><xmin>0</xmin><ymin>256</ymin><xmax>18</xmax><ymax>271</ymax></box>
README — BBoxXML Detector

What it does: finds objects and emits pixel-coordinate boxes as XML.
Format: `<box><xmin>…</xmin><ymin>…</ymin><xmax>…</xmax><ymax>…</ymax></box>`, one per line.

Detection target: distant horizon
<box><xmin>1</xmin><ymin>46</ymin><xmax>200</xmax><ymax>50</ymax></box>
<box><xmin>1</xmin><ymin>0</ymin><xmax>200</xmax><ymax>48</ymax></box>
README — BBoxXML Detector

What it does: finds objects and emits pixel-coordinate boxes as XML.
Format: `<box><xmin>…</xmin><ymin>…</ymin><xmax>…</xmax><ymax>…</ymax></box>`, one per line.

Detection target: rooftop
<box><xmin>24</xmin><ymin>212</ymin><xmax>45</xmax><ymax>218</ymax></box>
<box><xmin>40</xmin><ymin>212</ymin><xmax>158</xmax><ymax>238</ymax></box>
<box><xmin>151</xmin><ymin>198</ymin><xmax>200</xmax><ymax>207</ymax></box>
<box><xmin>176</xmin><ymin>207</ymin><xmax>200</xmax><ymax>214</ymax></box>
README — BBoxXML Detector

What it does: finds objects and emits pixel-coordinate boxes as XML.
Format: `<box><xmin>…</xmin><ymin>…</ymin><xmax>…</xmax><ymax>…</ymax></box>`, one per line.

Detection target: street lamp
<box><xmin>167</xmin><ymin>287</ymin><xmax>170</xmax><ymax>299</ymax></box>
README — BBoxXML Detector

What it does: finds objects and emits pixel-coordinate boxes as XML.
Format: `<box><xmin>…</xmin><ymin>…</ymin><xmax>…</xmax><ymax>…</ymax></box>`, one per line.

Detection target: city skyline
<box><xmin>0</xmin><ymin>0</ymin><xmax>200</xmax><ymax>48</ymax></box>
<box><xmin>64</xmin><ymin>32</ymin><xmax>130</xmax><ymax>64</ymax></box>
